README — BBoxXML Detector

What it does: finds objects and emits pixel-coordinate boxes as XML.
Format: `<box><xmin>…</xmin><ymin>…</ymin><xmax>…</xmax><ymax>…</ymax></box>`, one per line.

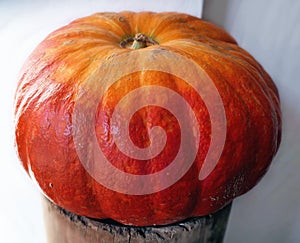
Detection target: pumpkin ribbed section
<box><xmin>15</xmin><ymin>11</ymin><xmax>281</xmax><ymax>226</ymax></box>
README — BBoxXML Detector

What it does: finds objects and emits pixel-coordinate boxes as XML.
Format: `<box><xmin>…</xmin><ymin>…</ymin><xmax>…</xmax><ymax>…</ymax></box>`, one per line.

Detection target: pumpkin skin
<box><xmin>14</xmin><ymin>12</ymin><xmax>281</xmax><ymax>226</ymax></box>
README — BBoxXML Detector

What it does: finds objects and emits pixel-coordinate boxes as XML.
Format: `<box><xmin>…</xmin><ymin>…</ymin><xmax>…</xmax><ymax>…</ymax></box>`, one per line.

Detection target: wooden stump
<box><xmin>42</xmin><ymin>197</ymin><xmax>231</xmax><ymax>243</ymax></box>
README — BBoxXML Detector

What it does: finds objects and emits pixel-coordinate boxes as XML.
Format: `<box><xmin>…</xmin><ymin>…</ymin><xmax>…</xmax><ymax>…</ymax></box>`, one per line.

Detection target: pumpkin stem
<box><xmin>131</xmin><ymin>33</ymin><xmax>148</xmax><ymax>49</ymax></box>
<box><xmin>120</xmin><ymin>33</ymin><xmax>158</xmax><ymax>49</ymax></box>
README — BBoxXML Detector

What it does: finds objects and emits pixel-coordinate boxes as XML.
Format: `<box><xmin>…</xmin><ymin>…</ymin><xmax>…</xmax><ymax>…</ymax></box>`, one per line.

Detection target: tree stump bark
<box><xmin>42</xmin><ymin>197</ymin><xmax>231</xmax><ymax>243</ymax></box>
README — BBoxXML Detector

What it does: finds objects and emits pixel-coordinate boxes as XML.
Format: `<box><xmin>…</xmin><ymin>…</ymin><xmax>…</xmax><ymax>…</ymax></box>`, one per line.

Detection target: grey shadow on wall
<box><xmin>202</xmin><ymin>0</ymin><xmax>300</xmax><ymax>243</ymax></box>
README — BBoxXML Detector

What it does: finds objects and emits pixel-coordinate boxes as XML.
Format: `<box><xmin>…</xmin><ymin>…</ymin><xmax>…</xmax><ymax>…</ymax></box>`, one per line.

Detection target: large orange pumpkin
<box><xmin>14</xmin><ymin>12</ymin><xmax>281</xmax><ymax>226</ymax></box>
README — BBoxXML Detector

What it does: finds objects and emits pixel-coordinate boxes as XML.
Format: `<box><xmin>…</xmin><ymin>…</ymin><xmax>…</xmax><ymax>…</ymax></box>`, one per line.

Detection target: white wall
<box><xmin>203</xmin><ymin>1</ymin><xmax>300</xmax><ymax>242</ymax></box>
<box><xmin>1</xmin><ymin>1</ymin><xmax>299</xmax><ymax>242</ymax></box>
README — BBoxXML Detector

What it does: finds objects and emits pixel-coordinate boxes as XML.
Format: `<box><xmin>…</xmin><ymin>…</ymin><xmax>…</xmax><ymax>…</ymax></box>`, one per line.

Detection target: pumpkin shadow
<box><xmin>225</xmin><ymin>100</ymin><xmax>300</xmax><ymax>243</ymax></box>
<box><xmin>203</xmin><ymin>0</ymin><xmax>233</xmax><ymax>28</ymax></box>
<box><xmin>202</xmin><ymin>0</ymin><xmax>300</xmax><ymax>242</ymax></box>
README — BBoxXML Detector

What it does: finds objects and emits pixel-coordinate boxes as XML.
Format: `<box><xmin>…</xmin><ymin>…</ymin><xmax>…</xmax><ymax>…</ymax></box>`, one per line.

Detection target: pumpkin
<box><xmin>14</xmin><ymin>12</ymin><xmax>281</xmax><ymax>226</ymax></box>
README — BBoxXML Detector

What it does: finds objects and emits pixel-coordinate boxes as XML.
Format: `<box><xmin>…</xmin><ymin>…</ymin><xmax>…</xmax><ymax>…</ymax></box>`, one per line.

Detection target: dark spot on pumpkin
<box><xmin>49</xmin><ymin>183</ymin><xmax>53</xmax><ymax>188</ymax></box>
